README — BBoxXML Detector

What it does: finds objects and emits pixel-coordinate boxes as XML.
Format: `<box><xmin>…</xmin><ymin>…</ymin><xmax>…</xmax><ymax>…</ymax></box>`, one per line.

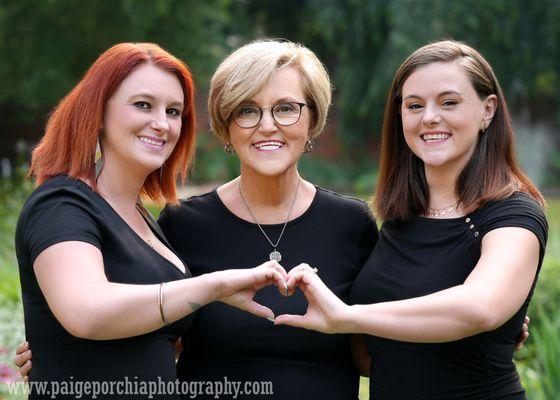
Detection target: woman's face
<box><xmin>400</xmin><ymin>61</ymin><xmax>496</xmax><ymax>175</ymax></box>
<box><xmin>101</xmin><ymin>63</ymin><xmax>184</xmax><ymax>175</ymax></box>
<box><xmin>227</xmin><ymin>66</ymin><xmax>311</xmax><ymax>178</ymax></box>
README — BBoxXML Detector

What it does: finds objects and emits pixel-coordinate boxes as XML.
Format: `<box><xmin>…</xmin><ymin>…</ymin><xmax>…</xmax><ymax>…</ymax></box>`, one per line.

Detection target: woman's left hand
<box><xmin>217</xmin><ymin>261</ymin><xmax>289</xmax><ymax>320</ymax></box>
<box><xmin>274</xmin><ymin>263</ymin><xmax>350</xmax><ymax>334</ymax></box>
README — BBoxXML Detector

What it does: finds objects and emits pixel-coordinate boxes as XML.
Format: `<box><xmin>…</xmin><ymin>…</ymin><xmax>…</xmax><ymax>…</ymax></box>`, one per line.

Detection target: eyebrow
<box><xmin>239</xmin><ymin>97</ymin><xmax>301</xmax><ymax>106</ymax></box>
<box><xmin>129</xmin><ymin>93</ymin><xmax>184</xmax><ymax>108</ymax></box>
<box><xmin>402</xmin><ymin>90</ymin><xmax>463</xmax><ymax>101</ymax></box>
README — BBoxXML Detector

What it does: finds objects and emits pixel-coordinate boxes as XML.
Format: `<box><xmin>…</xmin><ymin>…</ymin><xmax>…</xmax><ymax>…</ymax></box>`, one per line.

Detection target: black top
<box><xmin>158</xmin><ymin>187</ymin><xmax>378</xmax><ymax>400</ymax></box>
<box><xmin>350</xmin><ymin>192</ymin><xmax>548</xmax><ymax>400</ymax></box>
<box><xmin>15</xmin><ymin>175</ymin><xmax>193</xmax><ymax>399</ymax></box>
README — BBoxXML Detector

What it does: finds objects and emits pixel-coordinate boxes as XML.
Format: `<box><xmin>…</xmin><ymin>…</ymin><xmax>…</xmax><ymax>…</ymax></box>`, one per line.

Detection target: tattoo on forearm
<box><xmin>189</xmin><ymin>302</ymin><xmax>202</xmax><ymax>312</ymax></box>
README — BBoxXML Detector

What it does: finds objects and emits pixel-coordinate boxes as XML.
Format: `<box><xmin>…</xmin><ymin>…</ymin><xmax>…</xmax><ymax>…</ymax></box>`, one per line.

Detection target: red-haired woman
<box><xmin>275</xmin><ymin>40</ymin><xmax>547</xmax><ymax>399</ymax></box>
<box><xmin>14</xmin><ymin>43</ymin><xmax>286</xmax><ymax>399</ymax></box>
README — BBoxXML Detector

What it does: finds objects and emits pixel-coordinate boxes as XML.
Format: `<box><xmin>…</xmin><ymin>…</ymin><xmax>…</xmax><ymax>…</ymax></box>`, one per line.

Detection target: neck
<box><xmin>239</xmin><ymin>166</ymin><xmax>300</xmax><ymax>207</ymax></box>
<box><xmin>96</xmin><ymin>159</ymin><xmax>149</xmax><ymax>209</ymax></box>
<box><xmin>424</xmin><ymin>165</ymin><xmax>459</xmax><ymax>209</ymax></box>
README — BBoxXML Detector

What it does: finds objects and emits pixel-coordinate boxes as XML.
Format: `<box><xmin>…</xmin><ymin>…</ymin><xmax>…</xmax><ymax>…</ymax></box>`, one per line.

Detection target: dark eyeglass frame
<box><xmin>232</xmin><ymin>102</ymin><xmax>307</xmax><ymax>129</ymax></box>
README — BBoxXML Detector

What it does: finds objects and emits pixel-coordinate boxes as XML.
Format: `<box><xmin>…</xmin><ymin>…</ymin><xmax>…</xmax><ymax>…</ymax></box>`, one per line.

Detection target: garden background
<box><xmin>0</xmin><ymin>1</ymin><xmax>559</xmax><ymax>398</ymax></box>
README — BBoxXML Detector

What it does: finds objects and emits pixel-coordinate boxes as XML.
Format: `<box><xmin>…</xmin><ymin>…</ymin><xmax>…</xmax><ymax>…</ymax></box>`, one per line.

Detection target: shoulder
<box><xmin>19</xmin><ymin>175</ymin><xmax>97</xmax><ymax>218</ymax></box>
<box><xmin>16</xmin><ymin>175</ymin><xmax>102</xmax><ymax>264</ymax></box>
<box><xmin>477</xmin><ymin>192</ymin><xmax>546</xmax><ymax>225</ymax></box>
<box><xmin>315</xmin><ymin>186</ymin><xmax>373</xmax><ymax>218</ymax></box>
<box><xmin>314</xmin><ymin>187</ymin><xmax>377</xmax><ymax>239</ymax></box>
<box><xmin>157</xmin><ymin>190</ymin><xmax>218</xmax><ymax>232</ymax></box>
<box><xmin>475</xmin><ymin>192</ymin><xmax>548</xmax><ymax>245</ymax></box>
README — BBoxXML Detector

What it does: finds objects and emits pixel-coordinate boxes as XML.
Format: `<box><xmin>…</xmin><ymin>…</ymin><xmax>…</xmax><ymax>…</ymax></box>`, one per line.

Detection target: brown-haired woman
<box><xmin>276</xmin><ymin>40</ymin><xmax>547</xmax><ymax>399</ymax></box>
<box><xmin>14</xmin><ymin>42</ymin><xmax>286</xmax><ymax>399</ymax></box>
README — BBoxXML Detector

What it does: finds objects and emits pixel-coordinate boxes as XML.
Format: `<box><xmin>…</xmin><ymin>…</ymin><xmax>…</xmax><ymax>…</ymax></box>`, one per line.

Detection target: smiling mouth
<box><xmin>421</xmin><ymin>133</ymin><xmax>451</xmax><ymax>142</ymax></box>
<box><xmin>138</xmin><ymin>136</ymin><xmax>165</xmax><ymax>147</ymax></box>
<box><xmin>253</xmin><ymin>141</ymin><xmax>285</xmax><ymax>151</ymax></box>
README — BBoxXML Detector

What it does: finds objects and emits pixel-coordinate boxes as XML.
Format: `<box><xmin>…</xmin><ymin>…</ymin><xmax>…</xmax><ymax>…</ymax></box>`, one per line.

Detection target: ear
<box><xmin>481</xmin><ymin>94</ymin><xmax>498</xmax><ymax>129</ymax></box>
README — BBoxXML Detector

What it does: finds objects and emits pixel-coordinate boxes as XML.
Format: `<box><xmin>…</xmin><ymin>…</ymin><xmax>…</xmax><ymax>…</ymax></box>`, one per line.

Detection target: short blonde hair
<box><xmin>208</xmin><ymin>40</ymin><xmax>332</xmax><ymax>141</ymax></box>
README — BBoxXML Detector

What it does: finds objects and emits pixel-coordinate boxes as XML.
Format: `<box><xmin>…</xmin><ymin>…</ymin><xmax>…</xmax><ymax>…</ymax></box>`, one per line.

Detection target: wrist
<box><xmin>197</xmin><ymin>272</ymin><xmax>223</xmax><ymax>304</ymax></box>
<box><xmin>335</xmin><ymin>304</ymin><xmax>361</xmax><ymax>334</ymax></box>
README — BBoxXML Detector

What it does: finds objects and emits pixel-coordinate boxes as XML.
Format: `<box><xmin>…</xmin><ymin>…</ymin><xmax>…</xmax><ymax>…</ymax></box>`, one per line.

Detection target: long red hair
<box><xmin>29</xmin><ymin>42</ymin><xmax>196</xmax><ymax>204</ymax></box>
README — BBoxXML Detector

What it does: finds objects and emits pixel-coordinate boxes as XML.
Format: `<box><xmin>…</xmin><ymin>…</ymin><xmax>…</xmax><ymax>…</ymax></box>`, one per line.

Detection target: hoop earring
<box><xmin>303</xmin><ymin>138</ymin><xmax>313</xmax><ymax>153</ymax></box>
<box><xmin>95</xmin><ymin>139</ymin><xmax>103</xmax><ymax>179</ymax></box>
<box><xmin>224</xmin><ymin>142</ymin><xmax>235</xmax><ymax>155</ymax></box>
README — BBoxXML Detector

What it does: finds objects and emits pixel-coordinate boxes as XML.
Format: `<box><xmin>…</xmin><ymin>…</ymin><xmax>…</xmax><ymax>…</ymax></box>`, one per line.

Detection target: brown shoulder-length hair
<box><xmin>375</xmin><ymin>40</ymin><xmax>545</xmax><ymax>221</ymax></box>
<box><xmin>29</xmin><ymin>42</ymin><xmax>196</xmax><ymax>204</ymax></box>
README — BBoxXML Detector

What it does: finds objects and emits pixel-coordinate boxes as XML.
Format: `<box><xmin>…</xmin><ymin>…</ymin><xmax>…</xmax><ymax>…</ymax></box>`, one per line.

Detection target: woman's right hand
<box><xmin>215</xmin><ymin>260</ymin><xmax>288</xmax><ymax>320</ymax></box>
<box><xmin>13</xmin><ymin>341</ymin><xmax>32</xmax><ymax>380</ymax></box>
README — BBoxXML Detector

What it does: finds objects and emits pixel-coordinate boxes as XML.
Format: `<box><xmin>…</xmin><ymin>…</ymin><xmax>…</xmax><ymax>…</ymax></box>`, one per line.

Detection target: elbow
<box><xmin>63</xmin><ymin>321</ymin><xmax>98</xmax><ymax>340</ymax></box>
<box><xmin>58</xmin><ymin>314</ymin><xmax>103</xmax><ymax>340</ymax></box>
<box><xmin>469</xmin><ymin>304</ymin><xmax>503</xmax><ymax>333</ymax></box>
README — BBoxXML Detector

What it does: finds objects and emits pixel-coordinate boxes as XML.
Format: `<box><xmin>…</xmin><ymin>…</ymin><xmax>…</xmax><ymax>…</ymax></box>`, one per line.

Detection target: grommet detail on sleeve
<box><xmin>465</xmin><ymin>217</ymin><xmax>471</xmax><ymax>223</ymax></box>
<box><xmin>469</xmin><ymin>224</ymin><xmax>474</xmax><ymax>229</ymax></box>
<box><xmin>474</xmin><ymin>231</ymin><xmax>479</xmax><ymax>237</ymax></box>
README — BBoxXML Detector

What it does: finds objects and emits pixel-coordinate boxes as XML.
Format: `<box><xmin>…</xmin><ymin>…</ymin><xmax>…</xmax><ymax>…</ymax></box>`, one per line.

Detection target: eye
<box><xmin>442</xmin><ymin>99</ymin><xmax>458</xmax><ymax>107</ymax></box>
<box><xmin>134</xmin><ymin>101</ymin><xmax>151</xmax><ymax>110</ymax></box>
<box><xmin>274</xmin><ymin>102</ymin><xmax>297</xmax><ymax>114</ymax></box>
<box><xmin>406</xmin><ymin>103</ymin><xmax>423</xmax><ymax>111</ymax></box>
<box><xmin>167</xmin><ymin>108</ymin><xmax>181</xmax><ymax>117</ymax></box>
<box><xmin>235</xmin><ymin>106</ymin><xmax>259</xmax><ymax>117</ymax></box>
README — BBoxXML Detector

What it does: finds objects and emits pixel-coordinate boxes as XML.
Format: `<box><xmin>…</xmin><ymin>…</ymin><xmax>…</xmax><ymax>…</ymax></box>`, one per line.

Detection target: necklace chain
<box><xmin>425</xmin><ymin>203</ymin><xmax>457</xmax><ymax>218</ymax></box>
<box><xmin>238</xmin><ymin>178</ymin><xmax>300</xmax><ymax>261</ymax></box>
<box><xmin>103</xmin><ymin>195</ymin><xmax>157</xmax><ymax>248</ymax></box>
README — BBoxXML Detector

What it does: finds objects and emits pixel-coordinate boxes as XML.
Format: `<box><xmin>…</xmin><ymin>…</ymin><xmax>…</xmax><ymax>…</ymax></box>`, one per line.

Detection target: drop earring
<box><xmin>224</xmin><ymin>142</ymin><xmax>235</xmax><ymax>155</ymax></box>
<box><xmin>95</xmin><ymin>139</ymin><xmax>103</xmax><ymax>179</ymax></box>
<box><xmin>303</xmin><ymin>138</ymin><xmax>313</xmax><ymax>153</ymax></box>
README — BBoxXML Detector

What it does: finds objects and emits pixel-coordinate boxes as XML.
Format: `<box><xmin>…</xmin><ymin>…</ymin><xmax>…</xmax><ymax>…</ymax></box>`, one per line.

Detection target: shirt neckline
<box><xmin>69</xmin><ymin>176</ymin><xmax>188</xmax><ymax>277</ymax></box>
<box><xmin>211</xmin><ymin>185</ymin><xmax>321</xmax><ymax>228</ymax></box>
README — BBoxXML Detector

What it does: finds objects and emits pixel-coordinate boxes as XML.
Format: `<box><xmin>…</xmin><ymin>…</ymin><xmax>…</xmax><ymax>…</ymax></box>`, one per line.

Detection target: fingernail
<box><xmin>266</xmin><ymin>317</ymin><xmax>275</xmax><ymax>323</ymax></box>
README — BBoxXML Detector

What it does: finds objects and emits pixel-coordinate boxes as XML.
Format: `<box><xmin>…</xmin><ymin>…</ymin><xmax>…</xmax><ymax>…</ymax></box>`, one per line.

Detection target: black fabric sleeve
<box><xmin>357</xmin><ymin>200</ymin><xmax>379</xmax><ymax>266</ymax></box>
<box><xmin>22</xmin><ymin>187</ymin><xmax>102</xmax><ymax>266</ymax></box>
<box><xmin>478</xmin><ymin>193</ymin><xmax>548</xmax><ymax>256</ymax></box>
<box><xmin>157</xmin><ymin>204</ymin><xmax>179</xmax><ymax>249</ymax></box>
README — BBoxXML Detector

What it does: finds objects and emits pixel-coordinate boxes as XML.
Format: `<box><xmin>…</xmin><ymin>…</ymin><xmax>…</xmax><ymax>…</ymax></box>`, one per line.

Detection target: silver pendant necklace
<box><xmin>238</xmin><ymin>178</ymin><xmax>301</xmax><ymax>262</ymax></box>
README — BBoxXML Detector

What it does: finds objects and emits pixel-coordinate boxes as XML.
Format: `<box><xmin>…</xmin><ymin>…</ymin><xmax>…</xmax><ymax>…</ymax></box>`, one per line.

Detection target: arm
<box><xmin>277</xmin><ymin>227</ymin><xmax>539</xmax><ymax>342</ymax></box>
<box><xmin>350</xmin><ymin>335</ymin><xmax>371</xmax><ymax>377</ymax></box>
<box><xmin>35</xmin><ymin>241</ymin><xmax>287</xmax><ymax>340</ymax></box>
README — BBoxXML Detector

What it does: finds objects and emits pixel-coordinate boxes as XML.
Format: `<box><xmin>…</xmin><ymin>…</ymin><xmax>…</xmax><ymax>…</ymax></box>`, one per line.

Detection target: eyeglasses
<box><xmin>232</xmin><ymin>102</ymin><xmax>307</xmax><ymax>128</ymax></box>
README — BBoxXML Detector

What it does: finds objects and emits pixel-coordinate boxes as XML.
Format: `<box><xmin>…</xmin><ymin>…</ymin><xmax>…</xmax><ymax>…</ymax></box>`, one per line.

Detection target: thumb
<box><xmin>274</xmin><ymin>314</ymin><xmax>308</xmax><ymax>329</ymax></box>
<box><xmin>242</xmin><ymin>300</ymin><xmax>275</xmax><ymax>321</ymax></box>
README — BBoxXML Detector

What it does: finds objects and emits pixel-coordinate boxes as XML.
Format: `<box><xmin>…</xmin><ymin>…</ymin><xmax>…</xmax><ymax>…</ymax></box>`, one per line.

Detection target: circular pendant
<box><xmin>269</xmin><ymin>250</ymin><xmax>282</xmax><ymax>262</ymax></box>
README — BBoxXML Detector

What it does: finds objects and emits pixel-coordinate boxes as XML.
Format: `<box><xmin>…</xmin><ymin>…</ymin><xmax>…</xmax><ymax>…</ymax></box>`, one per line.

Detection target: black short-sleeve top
<box><xmin>350</xmin><ymin>192</ymin><xmax>547</xmax><ymax>400</ymax></box>
<box><xmin>15</xmin><ymin>175</ymin><xmax>193</xmax><ymax>397</ymax></box>
<box><xmin>158</xmin><ymin>187</ymin><xmax>378</xmax><ymax>400</ymax></box>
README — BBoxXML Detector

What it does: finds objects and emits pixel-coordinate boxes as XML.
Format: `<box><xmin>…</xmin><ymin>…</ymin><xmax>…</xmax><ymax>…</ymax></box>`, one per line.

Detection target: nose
<box><xmin>258</xmin><ymin>108</ymin><xmax>278</xmax><ymax>133</ymax></box>
<box><xmin>150</xmin><ymin>109</ymin><xmax>170</xmax><ymax>134</ymax></box>
<box><xmin>422</xmin><ymin>103</ymin><xmax>442</xmax><ymax>126</ymax></box>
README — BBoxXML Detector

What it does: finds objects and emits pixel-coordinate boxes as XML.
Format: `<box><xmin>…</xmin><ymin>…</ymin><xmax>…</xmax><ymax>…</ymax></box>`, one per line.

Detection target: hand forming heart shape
<box><xmin>217</xmin><ymin>260</ymin><xmax>289</xmax><ymax>320</ymax></box>
<box><xmin>276</xmin><ymin>263</ymin><xmax>350</xmax><ymax>334</ymax></box>
<box><xmin>217</xmin><ymin>261</ymin><xmax>349</xmax><ymax>334</ymax></box>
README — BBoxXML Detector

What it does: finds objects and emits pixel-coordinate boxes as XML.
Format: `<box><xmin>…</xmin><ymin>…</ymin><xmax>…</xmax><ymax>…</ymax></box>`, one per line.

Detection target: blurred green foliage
<box><xmin>1</xmin><ymin>0</ymin><xmax>559</xmax><ymax>189</ymax></box>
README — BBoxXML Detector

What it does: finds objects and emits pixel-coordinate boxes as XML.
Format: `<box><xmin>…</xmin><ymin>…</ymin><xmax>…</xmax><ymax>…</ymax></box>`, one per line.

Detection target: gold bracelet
<box><xmin>158</xmin><ymin>282</ymin><xmax>169</xmax><ymax>326</ymax></box>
